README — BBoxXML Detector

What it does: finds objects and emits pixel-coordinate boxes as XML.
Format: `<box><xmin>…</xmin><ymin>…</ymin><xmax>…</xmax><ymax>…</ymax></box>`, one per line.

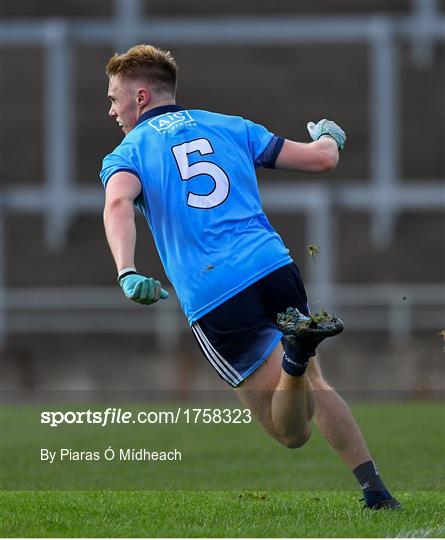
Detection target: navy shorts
<box><xmin>191</xmin><ymin>262</ymin><xmax>310</xmax><ymax>387</ymax></box>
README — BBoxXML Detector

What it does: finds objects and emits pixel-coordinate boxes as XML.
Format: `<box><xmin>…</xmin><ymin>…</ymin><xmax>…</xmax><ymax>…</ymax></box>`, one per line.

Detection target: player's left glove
<box><xmin>118</xmin><ymin>270</ymin><xmax>169</xmax><ymax>305</ymax></box>
<box><xmin>307</xmin><ymin>119</ymin><xmax>346</xmax><ymax>150</ymax></box>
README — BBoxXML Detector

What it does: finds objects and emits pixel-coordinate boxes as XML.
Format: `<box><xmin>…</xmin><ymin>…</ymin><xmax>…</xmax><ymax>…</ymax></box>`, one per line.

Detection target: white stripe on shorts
<box><xmin>192</xmin><ymin>324</ymin><xmax>243</xmax><ymax>386</ymax></box>
<box><xmin>194</xmin><ymin>324</ymin><xmax>243</xmax><ymax>381</ymax></box>
<box><xmin>191</xmin><ymin>326</ymin><xmax>239</xmax><ymax>386</ymax></box>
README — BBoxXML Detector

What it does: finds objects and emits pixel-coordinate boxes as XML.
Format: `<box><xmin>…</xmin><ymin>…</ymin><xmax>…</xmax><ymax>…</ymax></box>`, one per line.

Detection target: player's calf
<box><xmin>271</xmin><ymin>368</ymin><xmax>314</xmax><ymax>449</ymax></box>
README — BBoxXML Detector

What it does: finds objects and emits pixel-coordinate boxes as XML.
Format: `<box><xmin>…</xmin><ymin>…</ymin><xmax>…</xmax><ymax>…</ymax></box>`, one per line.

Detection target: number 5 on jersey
<box><xmin>171</xmin><ymin>138</ymin><xmax>230</xmax><ymax>209</ymax></box>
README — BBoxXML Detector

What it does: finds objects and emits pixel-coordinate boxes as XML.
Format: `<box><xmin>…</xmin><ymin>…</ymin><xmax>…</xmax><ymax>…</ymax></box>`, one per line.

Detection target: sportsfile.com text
<box><xmin>40</xmin><ymin>407</ymin><xmax>252</xmax><ymax>427</ymax></box>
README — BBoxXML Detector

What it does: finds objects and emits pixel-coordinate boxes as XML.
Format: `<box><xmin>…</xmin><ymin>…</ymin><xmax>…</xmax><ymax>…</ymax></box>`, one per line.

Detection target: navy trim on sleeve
<box><xmin>256</xmin><ymin>136</ymin><xmax>285</xmax><ymax>169</ymax></box>
<box><xmin>104</xmin><ymin>168</ymin><xmax>141</xmax><ymax>187</ymax></box>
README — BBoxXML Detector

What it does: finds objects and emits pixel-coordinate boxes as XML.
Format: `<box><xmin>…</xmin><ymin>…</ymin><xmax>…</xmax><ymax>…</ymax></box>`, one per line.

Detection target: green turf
<box><xmin>1</xmin><ymin>401</ymin><xmax>444</xmax><ymax>537</ymax></box>
<box><xmin>1</xmin><ymin>490</ymin><xmax>444</xmax><ymax>537</ymax></box>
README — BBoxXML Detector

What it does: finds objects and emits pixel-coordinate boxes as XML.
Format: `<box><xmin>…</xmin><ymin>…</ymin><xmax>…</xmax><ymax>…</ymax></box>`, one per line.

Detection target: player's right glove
<box><xmin>307</xmin><ymin>119</ymin><xmax>346</xmax><ymax>150</ymax></box>
<box><xmin>118</xmin><ymin>270</ymin><xmax>169</xmax><ymax>305</ymax></box>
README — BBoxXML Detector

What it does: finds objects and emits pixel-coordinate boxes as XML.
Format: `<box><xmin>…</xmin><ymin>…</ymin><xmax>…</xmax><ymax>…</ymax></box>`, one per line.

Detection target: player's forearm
<box><xmin>275</xmin><ymin>138</ymin><xmax>339</xmax><ymax>173</ymax></box>
<box><xmin>103</xmin><ymin>199</ymin><xmax>137</xmax><ymax>272</ymax></box>
<box><xmin>314</xmin><ymin>137</ymin><xmax>339</xmax><ymax>171</ymax></box>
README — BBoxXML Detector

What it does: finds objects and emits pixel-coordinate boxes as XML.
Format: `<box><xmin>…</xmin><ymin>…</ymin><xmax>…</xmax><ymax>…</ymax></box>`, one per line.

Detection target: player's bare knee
<box><xmin>278</xmin><ymin>426</ymin><xmax>311</xmax><ymax>449</ymax></box>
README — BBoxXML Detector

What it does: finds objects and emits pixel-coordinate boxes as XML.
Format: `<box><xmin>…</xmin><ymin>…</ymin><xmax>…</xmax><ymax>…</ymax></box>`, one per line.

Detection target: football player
<box><xmin>101</xmin><ymin>44</ymin><xmax>399</xmax><ymax>510</ymax></box>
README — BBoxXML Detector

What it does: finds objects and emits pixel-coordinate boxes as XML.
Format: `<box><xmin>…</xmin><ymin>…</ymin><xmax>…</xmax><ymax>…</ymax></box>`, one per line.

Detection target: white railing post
<box><xmin>44</xmin><ymin>19</ymin><xmax>74</xmax><ymax>251</ymax></box>
<box><xmin>306</xmin><ymin>188</ymin><xmax>335</xmax><ymax>309</ymax></box>
<box><xmin>113</xmin><ymin>0</ymin><xmax>144</xmax><ymax>52</ymax></box>
<box><xmin>369</xmin><ymin>17</ymin><xmax>400</xmax><ymax>249</ymax></box>
<box><xmin>389</xmin><ymin>295</ymin><xmax>412</xmax><ymax>345</ymax></box>
<box><xmin>411</xmin><ymin>0</ymin><xmax>439</xmax><ymax>66</ymax></box>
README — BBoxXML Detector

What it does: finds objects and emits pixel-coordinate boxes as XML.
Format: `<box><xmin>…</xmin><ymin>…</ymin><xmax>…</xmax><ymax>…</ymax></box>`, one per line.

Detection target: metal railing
<box><xmin>4</xmin><ymin>283</ymin><xmax>444</xmax><ymax>353</ymax></box>
<box><xmin>0</xmin><ymin>0</ymin><xmax>444</xmax><ymax>346</ymax></box>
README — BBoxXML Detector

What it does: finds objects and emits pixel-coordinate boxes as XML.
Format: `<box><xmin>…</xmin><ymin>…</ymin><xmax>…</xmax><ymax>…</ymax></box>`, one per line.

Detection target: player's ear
<box><xmin>137</xmin><ymin>88</ymin><xmax>150</xmax><ymax>107</ymax></box>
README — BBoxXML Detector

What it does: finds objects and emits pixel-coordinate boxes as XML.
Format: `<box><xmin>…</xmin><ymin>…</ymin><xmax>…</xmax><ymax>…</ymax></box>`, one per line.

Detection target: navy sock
<box><xmin>281</xmin><ymin>340</ymin><xmax>315</xmax><ymax>377</ymax></box>
<box><xmin>353</xmin><ymin>460</ymin><xmax>392</xmax><ymax>505</ymax></box>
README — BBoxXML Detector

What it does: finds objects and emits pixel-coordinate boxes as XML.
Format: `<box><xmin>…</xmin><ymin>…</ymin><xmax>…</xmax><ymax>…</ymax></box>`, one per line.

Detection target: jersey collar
<box><xmin>135</xmin><ymin>105</ymin><xmax>184</xmax><ymax>127</ymax></box>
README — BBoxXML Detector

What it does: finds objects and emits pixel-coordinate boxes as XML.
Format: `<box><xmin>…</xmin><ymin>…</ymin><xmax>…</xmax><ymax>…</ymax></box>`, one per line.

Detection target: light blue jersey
<box><xmin>100</xmin><ymin>105</ymin><xmax>292</xmax><ymax>323</ymax></box>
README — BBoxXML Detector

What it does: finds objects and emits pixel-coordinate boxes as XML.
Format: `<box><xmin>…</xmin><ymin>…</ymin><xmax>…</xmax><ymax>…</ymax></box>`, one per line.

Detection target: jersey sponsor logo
<box><xmin>148</xmin><ymin>111</ymin><xmax>195</xmax><ymax>133</ymax></box>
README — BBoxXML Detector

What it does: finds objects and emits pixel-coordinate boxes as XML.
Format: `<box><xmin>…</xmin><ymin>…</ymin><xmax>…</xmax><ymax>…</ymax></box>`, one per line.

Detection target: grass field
<box><xmin>2</xmin><ymin>490</ymin><xmax>445</xmax><ymax>537</ymax></box>
<box><xmin>1</xmin><ymin>401</ymin><xmax>444</xmax><ymax>537</ymax></box>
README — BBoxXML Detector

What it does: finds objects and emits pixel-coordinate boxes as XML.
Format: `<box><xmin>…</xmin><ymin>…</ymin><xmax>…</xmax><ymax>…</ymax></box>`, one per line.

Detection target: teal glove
<box><xmin>118</xmin><ymin>271</ymin><xmax>169</xmax><ymax>305</ymax></box>
<box><xmin>307</xmin><ymin>119</ymin><xmax>346</xmax><ymax>150</ymax></box>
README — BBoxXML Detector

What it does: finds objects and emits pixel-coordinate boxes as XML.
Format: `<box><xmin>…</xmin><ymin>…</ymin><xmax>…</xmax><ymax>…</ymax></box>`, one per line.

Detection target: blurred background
<box><xmin>0</xmin><ymin>0</ymin><xmax>444</xmax><ymax>396</ymax></box>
